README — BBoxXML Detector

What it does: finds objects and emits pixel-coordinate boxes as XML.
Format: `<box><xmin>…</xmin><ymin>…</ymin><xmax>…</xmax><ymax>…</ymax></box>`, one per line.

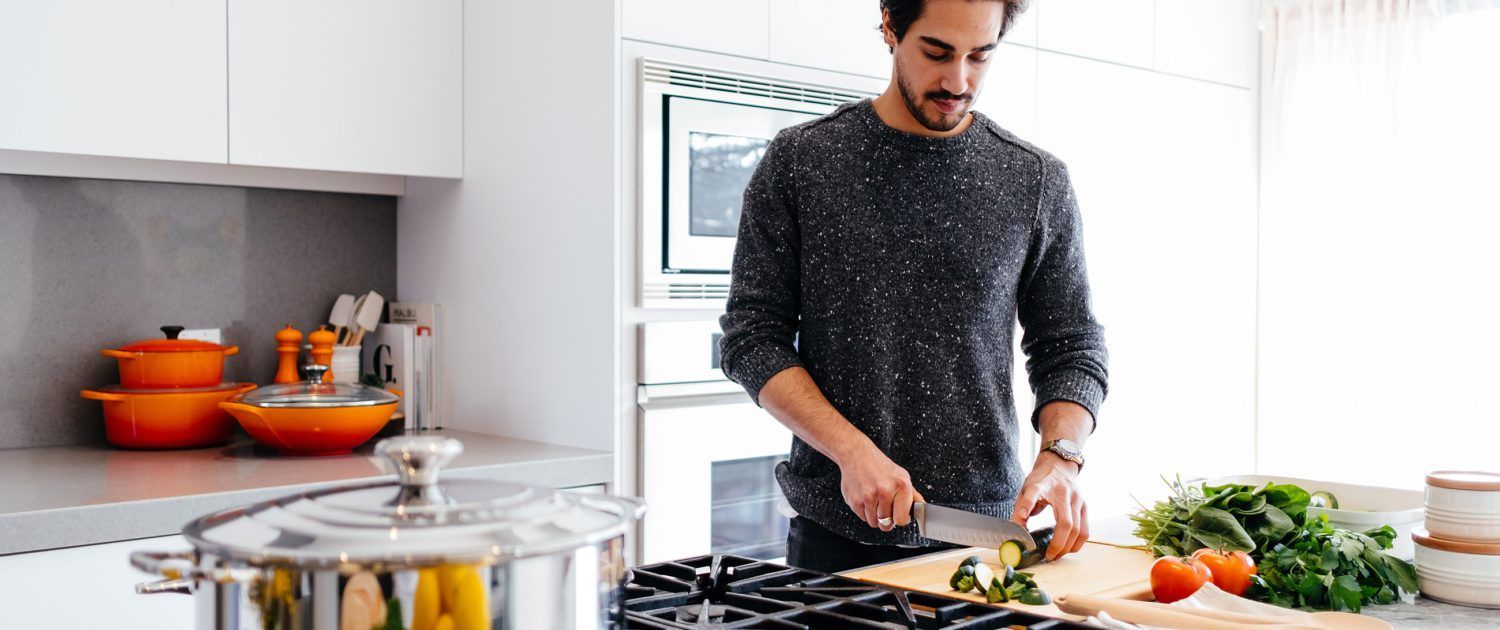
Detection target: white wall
<box><xmin>397</xmin><ymin>1</ymin><xmax>621</xmax><ymax>452</ymax></box>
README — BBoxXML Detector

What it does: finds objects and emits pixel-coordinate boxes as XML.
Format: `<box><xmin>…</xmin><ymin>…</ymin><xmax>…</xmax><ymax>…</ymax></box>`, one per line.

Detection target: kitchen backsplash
<box><xmin>0</xmin><ymin>173</ymin><xmax>396</xmax><ymax>450</ymax></box>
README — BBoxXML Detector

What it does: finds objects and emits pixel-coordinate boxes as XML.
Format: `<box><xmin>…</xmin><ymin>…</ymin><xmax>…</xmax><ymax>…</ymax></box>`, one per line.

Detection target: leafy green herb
<box><xmin>1131</xmin><ymin>477</ymin><xmax>1416</xmax><ymax>612</ymax></box>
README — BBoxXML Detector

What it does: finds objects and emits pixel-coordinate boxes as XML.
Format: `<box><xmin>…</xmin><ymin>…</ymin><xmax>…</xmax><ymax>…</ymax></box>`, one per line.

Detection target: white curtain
<box><xmin>1258</xmin><ymin>1</ymin><xmax>1500</xmax><ymax>486</ymax></box>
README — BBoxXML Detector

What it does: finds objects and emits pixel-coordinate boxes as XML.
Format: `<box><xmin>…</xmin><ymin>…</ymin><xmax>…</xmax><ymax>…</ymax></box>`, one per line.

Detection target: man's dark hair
<box><xmin>878</xmin><ymin>0</ymin><xmax>1030</xmax><ymax>50</ymax></box>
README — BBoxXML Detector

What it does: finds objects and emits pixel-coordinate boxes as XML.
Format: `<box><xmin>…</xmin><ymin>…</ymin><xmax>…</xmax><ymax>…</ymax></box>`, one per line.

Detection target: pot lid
<box><xmin>1427</xmin><ymin>471</ymin><xmax>1500</xmax><ymax>492</ymax></box>
<box><xmin>1412</xmin><ymin>527</ymin><xmax>1500</xmax><ymax>556</ymax></box>
<box><xmin>117</xmin><ymin>325</ymin><xmax>230</xmax><ymax>353</ymax></box>
<box><xmin>181</xmin><ymin>436</ymin><xmax>644</xmax><ymax>567</ymax></box>
<box><xmin>94</xmin><ymin>382</ymin><xmax>255</xmax><ymax>395</ymax></box>
<box><xmin>231</xmin><ymin>365</ymin><xmax>399</xmax><ymax>408</ymax></box>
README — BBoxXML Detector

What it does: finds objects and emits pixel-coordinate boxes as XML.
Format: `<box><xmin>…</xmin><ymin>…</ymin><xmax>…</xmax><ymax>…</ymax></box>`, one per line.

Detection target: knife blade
<box><xmin>913</xmin><ymin>502</ymin><xmax>1037</xmax><ymax>551</ymax></box>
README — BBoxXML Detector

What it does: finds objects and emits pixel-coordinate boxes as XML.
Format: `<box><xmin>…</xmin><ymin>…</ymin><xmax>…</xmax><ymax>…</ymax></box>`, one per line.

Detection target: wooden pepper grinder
<box><xmin>308</xmin><ymin>325</ymin><xmax>337</xmax><ymax>382</ymax></box>
<box><xmin>273</xmin><ymin>324</ymin><xmax>303</xmax><ymax>384</ymax></box>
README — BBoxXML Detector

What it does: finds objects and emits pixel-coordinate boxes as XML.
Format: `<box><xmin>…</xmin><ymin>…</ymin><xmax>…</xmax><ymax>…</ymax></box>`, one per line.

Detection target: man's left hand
<box><xmin>1010</xmin><ymin>400</ymin><xmax>1093</xmax><ymax>561</ymax></box>
<box><xmin>1010</xmin><ymin>451</ymin><xmax>1087</xmax><ymax>561</ymax></box>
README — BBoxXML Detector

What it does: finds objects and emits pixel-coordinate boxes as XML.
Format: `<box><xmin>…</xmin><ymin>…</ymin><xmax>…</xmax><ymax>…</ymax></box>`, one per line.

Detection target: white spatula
<box><xmin>328</xmin><ymin>294</ymin><xmax>356</xmax><ymax>344</ymax></box>
<box><xmin>349</xmin><ymin>291</ymin><xmax>384</xmax><ymax>347</ymax></box>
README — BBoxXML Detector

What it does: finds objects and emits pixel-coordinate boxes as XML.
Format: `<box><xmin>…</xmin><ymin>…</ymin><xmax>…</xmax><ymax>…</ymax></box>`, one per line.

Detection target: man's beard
<box><xmin>895</xmin><ymin>57</ymin><xmax>970</xmax><ymax>132</ymax></box>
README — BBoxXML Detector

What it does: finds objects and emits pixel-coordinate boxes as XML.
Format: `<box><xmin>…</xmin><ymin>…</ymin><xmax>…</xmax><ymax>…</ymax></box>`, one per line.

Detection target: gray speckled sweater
<box><xmin>718</xmin><ymin>99</ymin><xmax>1109</xmax><ymax>546</ymax></box>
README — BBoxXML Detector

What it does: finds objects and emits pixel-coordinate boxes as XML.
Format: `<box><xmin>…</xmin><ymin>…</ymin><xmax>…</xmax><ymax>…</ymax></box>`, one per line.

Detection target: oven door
<box><xmin>638</xmin><ymin>382</ymin><xmax>792</xmax><ymax>564</ymax></box>
<box><xmin>663</xmin><ymin>96</ymin><xmax>819</xmax><ymax>274</ymax></box>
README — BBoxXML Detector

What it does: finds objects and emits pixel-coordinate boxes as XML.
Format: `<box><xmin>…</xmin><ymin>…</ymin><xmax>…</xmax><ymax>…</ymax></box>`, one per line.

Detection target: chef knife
<box><xmin>913</xmin><ymin>502</ymin><xmax>1037</xmax><ymax>551</ymax></box>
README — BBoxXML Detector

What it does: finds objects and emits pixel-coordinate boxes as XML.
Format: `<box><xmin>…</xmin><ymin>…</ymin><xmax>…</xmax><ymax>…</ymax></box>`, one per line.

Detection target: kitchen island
<box><xmin>0</xmin><ymin>428</ymin><xmax>612</xmax><ymax>554</ymax></box>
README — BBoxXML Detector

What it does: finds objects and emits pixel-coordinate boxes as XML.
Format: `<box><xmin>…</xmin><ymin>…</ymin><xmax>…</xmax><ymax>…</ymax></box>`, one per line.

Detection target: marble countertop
<box><xmin>0</xmin><ymin>428</ymin><xmax>613</xmax><ymax>555</ymax></box>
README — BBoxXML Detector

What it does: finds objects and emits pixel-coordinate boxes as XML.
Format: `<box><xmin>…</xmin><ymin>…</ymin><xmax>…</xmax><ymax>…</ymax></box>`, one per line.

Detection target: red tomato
<box><xmin>1191</xmin><ymin>548</ymin><xmax>1257</xmax><ymax>596</ymax></box>
<box><xmin>1150</xmin><ymin>555</ymin><xmax>1213</xmax><ymax>603</ymax></box>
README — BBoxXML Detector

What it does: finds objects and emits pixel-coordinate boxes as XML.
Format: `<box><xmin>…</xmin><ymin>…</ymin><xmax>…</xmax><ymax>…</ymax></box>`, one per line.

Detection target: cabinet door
<box><xmin>1036</xmin><ymin>0</ymin><xmax>1155</xmax><ymax>69</ymax></box>
<box><xmin>769</xmin><ymin>0</ymin><xmax>890</xmax><ymax>79</ymax></box>
<box><xmin>0</xmin><ymin>535</ymin><xmax>194</xmax><ymax>628</ymax></box>
<box><xmin>623</xmin><ymin>0</ymin><xmax>770</xmax><ymax>59</ymax></box>
<box><xmin>228</xmin><ymin>0</ymin><xmax>462</xmax><ymax>177</ymax></box>
<box><xmin>0</xmin><ymin>0</ymin><xmax>227</xmax><ymax>163</ymax></box>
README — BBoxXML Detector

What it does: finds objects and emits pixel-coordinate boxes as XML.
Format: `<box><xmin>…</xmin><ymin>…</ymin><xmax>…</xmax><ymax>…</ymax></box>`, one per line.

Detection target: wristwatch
<box><xmin>1041</xmin><ymin>438</ymin><xmax>1085</xmax><ymax>471</ymax></box>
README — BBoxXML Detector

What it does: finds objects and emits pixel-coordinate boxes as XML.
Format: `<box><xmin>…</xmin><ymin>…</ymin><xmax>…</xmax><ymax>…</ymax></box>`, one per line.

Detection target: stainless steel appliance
<box><xmin>637</xmin><ymin>321</ymin><xmax>792</xmax><ymax>563</ymax></box>
<box><xmin>637</xmin><ymin>58</ymin><xmax>876</xmax><ymax>307</ymax></box>
<box><xmin>130</xmin><ymin>436</ymin><xmax>643</xmax><ymax>629</ymax></box>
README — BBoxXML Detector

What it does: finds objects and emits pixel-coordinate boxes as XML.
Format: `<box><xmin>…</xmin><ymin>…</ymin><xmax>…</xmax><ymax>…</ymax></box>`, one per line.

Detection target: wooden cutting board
<box><xmin>842</xmin><ymin>542</ymin><xmax>1157</xmax><ymax>620</ymax></box>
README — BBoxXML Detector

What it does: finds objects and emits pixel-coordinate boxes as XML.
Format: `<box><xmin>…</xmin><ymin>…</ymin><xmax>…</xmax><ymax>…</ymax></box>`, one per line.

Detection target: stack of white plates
<box><xmin>1415</xmin><ymin>471</ymin><xmax>1500</xmax><ymax>608</ymax></box>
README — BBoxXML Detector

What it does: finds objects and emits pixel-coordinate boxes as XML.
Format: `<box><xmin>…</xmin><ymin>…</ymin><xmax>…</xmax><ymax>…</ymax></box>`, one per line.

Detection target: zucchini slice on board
<box><xmin>1018</xmin><ymin>587</ymin><xmax>1053</xmax><ymax>606</ymax></box>
<box><xmin>971</xmin><ymin>562</ymin><xmax>996</xmax><ymax>594</ymax></box>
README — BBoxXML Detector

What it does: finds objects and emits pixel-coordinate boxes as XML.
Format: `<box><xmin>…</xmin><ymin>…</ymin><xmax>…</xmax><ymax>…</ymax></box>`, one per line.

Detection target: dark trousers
<box><xmin>785</xmin><ymin>516</ymin><xmax>955</xmax><ymax>574</ymax></box>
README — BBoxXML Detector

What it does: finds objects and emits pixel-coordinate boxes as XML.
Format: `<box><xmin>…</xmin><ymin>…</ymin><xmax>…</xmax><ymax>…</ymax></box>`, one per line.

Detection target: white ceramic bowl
<box><xmin>1426</xmin><ymin>507</ymin><xmax>1500</xmax><ymax>544</ymax></box>
<box><xmin>1413</xmin><ymin>527</ymin><xmax>1500</xmax><ymax>608</ymax></box>
<box><xmin>1426</xmin><ymin>471</ymin><xmax>1500</xmax><ymax>517</ymax></box>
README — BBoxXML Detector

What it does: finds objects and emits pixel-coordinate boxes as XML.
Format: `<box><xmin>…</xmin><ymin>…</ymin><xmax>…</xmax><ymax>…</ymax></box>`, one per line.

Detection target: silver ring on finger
<box><xmin>877</xmin><ymin>516</ymin><xmax>893</xmax><ymax>527</ymax></box>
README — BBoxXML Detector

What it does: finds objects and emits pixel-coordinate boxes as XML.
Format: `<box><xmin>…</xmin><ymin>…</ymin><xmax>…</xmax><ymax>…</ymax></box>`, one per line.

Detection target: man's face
<box><xmin>885</xmin><ymin>0</ymin><xmax>1005</xmax><ymax>132</ymax></box>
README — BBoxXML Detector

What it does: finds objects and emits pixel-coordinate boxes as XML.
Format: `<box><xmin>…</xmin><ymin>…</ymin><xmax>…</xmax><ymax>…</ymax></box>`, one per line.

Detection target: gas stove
<box><xmin>622</xmin><ymin>554</ymin><xmax>1092</xmax><ymax>629</ymax></box>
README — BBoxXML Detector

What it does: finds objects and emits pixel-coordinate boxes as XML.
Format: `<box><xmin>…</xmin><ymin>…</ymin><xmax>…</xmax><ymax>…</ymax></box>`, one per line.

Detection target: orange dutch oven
<box><xmin>81</xmin><ymin>383</ymin><xmax>257</xmax><ymax>449</ymax></box>
<box><xmin>220</xmin><ymin>365</ymin><xmax>400</xmax><ymax>456</ymax></box>
<box><xmin>103</xmin><ymin>326</ymin><xmax>240</xmax><ymax>389</ymax></box>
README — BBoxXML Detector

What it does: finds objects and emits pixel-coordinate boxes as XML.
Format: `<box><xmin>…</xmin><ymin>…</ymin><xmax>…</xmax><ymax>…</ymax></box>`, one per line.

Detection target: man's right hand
<box><xmin>837</xmin><ymin>444</ymin><xmax>924</xmax><ymax>532</ymax></box>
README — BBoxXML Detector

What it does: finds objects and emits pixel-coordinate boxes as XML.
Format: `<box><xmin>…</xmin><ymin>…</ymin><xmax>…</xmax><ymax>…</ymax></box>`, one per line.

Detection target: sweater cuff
<box><xmin>725</xmin><ymin>342</ymin><xmax>803</xmax><ymax>406</ymax></box>
<box><xmin>1030</xmin><ymin>369</ymin><xmax>1105</xmax><ymax>433</ymax></box>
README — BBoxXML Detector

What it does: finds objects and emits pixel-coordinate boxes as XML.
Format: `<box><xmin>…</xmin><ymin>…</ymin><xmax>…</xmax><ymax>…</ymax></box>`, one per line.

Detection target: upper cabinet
<box><xmin>768</xmin><ymin>0</ymin><xmax>890</xmax><ymax>79</ymax></box>
<box><xmin>1035</xmin><ymin>0</ymin><xmax>1156</xmax><ymax>69</ymax></box>
<box><xmin>228</xmin><ymin>0</ymin><xmax>463</xmax><ymax>178</ymax></box>
<box><xmin>0</xmin><ymin>0</ymin><xmax>228</xmax><ymax>163</ymax></box>
<box><xmin>1154</xmin><ymin>0</ymin><xmax>1259</xmax><ymax>88</ymax></box>
<box><xmin>624</xmin><ymin>0</ymin><xmax>770</xmax><ymax>59</ymax></box>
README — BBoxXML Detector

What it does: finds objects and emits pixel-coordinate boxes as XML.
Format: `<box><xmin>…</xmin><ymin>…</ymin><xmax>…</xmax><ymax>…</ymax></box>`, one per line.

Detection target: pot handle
<box><xmin>136</xmin><ymin>577</ymin><xmax>195</xmax><ymax>595</ymax></box>
<box><xmin>100</xmin><ymin>349</ymin><xmax>137</xmax><ymax>359</ymax></box>
<box><xmin>81</xmin><ymin>389</ymin><xmax>127</xmax><ymax>402</ymax></box>
<box><xmin>130</xmin><ymin>550</ymin><xmax>198</xmax><ymax>595</ymax></box>
<box><xmin>222</xmin><ymin>345</ymin><xmax>240</xmax><ymax>357</ymax></box>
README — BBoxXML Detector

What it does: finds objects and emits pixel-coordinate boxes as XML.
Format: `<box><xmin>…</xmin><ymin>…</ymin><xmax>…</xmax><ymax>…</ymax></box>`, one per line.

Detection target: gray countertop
<box><xmin>0</xmin><ymin>429</ymin><xmax>613</xmax><ymax>555</ymax></box>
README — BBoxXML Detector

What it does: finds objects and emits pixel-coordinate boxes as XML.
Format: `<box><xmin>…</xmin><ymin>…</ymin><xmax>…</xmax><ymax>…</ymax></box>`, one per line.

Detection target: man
<box><xmin>717</xmin><ymin>0</ymin><xmax>1109</xmax><ymax>574</ymax></box>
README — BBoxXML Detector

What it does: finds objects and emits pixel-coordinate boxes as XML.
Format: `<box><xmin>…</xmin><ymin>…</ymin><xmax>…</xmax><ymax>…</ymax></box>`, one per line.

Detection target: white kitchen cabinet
<box><xmin>1035</xmin><ymin>0</ymin><xmax>1156</xmax><ymax>69</ymax></box>
<box><xmin>623</xmin><ymin>0</ymin><xmax>770</xmax><ymax>59</ymax></box>
<box><xmin>0</xmin><ymin>0</ymin><xmax>227</xmax><ymax>163</ymax></box>
<box><xmin>228</xmin><ymin>0</ymin><xmax>462</xmax><ymax>177</ymax></box>
<box><xmin>1155</xmin><ymin>0</ymin><xmax>1259</xmax><ymax>87</ymax></box>
<box><xmin>0</xmin><ymin>535</ymin><xmax>194</xmax><ymax>628</ymax></box>
<box><xmin>1033</xmin><ymin>51</ymin><xmax>1256</xmax><ymax>517</ymax></box>
<box><xmin>769</xmin><ymin>0</ymin><xmax>890</xmax><ymax>79</ymax></box>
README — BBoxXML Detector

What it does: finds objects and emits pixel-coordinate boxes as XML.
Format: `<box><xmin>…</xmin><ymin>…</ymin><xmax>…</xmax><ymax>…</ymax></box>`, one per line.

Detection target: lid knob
<box><xmin>377</xmin><ymin>436</ymin><xmax>463</xmax><ymax>507</ymax></box>
<box><xmin>160</xmin><ymin>325</ymin><xmax>185</xmax><ymax>340</ymax></box>
<box><xmin>302</xmin><ymin>363</ymin><xmax>331</xmax><ymax>383</ymax></box>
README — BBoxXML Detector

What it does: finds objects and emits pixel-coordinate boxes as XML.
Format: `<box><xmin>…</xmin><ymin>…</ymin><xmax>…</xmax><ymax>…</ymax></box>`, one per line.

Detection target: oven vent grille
<box><xmin>644</xmin><ymin>281</ymin><xmax>730</xmax><ymax>303</ymax></box>
<box><xmin>642</xmin><ymin>59</ymin><xmax>873</xmax><ymax>108</ymax></box>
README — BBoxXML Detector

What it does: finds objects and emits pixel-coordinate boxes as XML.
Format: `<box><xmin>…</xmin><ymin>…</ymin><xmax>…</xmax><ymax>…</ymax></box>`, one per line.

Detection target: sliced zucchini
<box><xmin>949</xmin><ymin>567</ymin><xmax>967</xmax><ymax>590</ymax></box>
<box><xmin>998</xmin><ymin>540</ymin><xmax>1025</xmax><ymax>568</ymax></box>
<box><xmin>955</xmin><ymin>576</ymin><xmax>974</xmax><ymax>592</ymax></box>
<box><xmin>1017</xmin><ymin>527</ymin><xmax>1056</xmax><ymax>569</ymax></box>
<box><xmin>1000</xmin><ymin>564</ymin><xmax>1015</xmax><ymax>586</ymax></box>
<box><xmin>971</xmin><ymin>563</ymin><xmax>996</xmax><ymax>594</ymax></box>
<box><xmin>985</xmin><ymin>583</ymin><xmax>1010</xmax><ymax>604</ymax></box>
<box><xmin>960</xmin><ymin>554</ymin><xmax>984</xmax><ymax>567</ymax></box>
<box><xmin>1018</xmin><ymin>588</ymin><xmax>1052</xmax><ymax>606</ymax></box>
<box><xmin>960</xmin><ymin>564</ymin><xmax>974</xmax><ymax>577</ymax></box>
<box><xmin>1310</xmin><ymin>491</ymin><xmax>1340</xmax><ymax>510</ymax></box>
<box><xmin>1012</xmin><ymin>571</ymin><xmax>1036</xmax><ymax>588</ymax></box>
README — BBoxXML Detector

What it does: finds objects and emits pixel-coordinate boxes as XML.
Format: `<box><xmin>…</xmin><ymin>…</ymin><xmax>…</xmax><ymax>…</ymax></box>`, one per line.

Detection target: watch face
<box><xmin>1053</xmin><ymin>439</ymin><xmax>1081</xmax><ymax>456</ymax></box>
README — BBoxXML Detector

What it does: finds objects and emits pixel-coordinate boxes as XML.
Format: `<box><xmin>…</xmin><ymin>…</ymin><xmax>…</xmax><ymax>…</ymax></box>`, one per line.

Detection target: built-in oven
<box><xmin>638</xmin><ymin>58</ymin><xmax>876</xmax><ymax>308</ymax></box>
<box><xmin>637</xmin><ymin>321</ymin><xmax>793</xmax><ymax>563</ymax></box>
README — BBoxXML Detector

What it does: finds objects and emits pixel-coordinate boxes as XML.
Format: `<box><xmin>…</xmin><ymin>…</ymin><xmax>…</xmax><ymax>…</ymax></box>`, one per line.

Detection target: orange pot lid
<box><xmin>116</xmin><ymin>325</ymin><xmax>229</xmax><ymax>353</ymax></box>
<box><xmin>1413</xmin><ymin>527</ymin><xmax>1500</xmax><ymax>555</ymax></box>
<box><xmin>1427</xmin><ymin>471</ymin><xmax>1500</xmax><ymax>492</ymax></box>
<box><xmin>94</xmin><ymin>382</ymin><xmax>253</xmax><ymax>396</ymax></box>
